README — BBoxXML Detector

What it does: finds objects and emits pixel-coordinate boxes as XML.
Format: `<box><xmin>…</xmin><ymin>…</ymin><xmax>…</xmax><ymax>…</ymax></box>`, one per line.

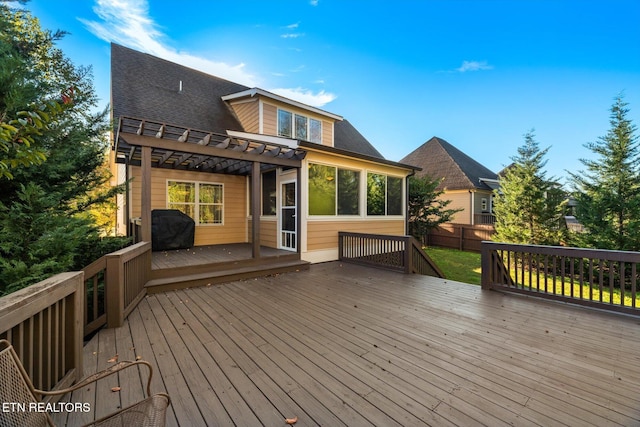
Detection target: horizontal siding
<box><xmin>263</xmin><ymin>103</ymin><xmax>277</xmax><ymax>135</ymax></box>
<box><xmin>247</xmin><ymin>218</ymin><xmax>278</xmax><ymax>249</ymax></box>
<box><xmin>230</xmin><ymin>100</ymin><xmax>259</xmax><ymax>133</ymax></box>
<box><xmin>307</xmin><ymin>220</ymin><xmax>404</xmax><ymax>251</ymax></box>
<box><xmin>130</xmin><ymin>167</ymin><xmax>247</xmax><ymax>246</ymax></box>
<box><xmin>322</xmin><ymin>120</ymin><xmax>332</xmax><ymax>147</ymax></box>
<box><xmin>443</xmin><ymin>191</ymin><xmax>470</xmax><ymax>224</ymax></box>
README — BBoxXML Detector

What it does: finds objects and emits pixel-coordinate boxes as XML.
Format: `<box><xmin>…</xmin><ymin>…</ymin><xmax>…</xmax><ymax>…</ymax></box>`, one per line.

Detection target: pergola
<box><xmin>113</xmin><ymin>116</ymin><xmax>306</xmax><ymax>258</ymax></box>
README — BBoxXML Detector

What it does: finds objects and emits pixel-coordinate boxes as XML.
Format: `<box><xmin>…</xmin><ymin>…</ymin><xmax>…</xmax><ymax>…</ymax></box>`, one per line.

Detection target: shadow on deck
<box><xmin>54</xmin><ymin>262</ymin><xmax>640</xmax><ymax>426</ymax></box>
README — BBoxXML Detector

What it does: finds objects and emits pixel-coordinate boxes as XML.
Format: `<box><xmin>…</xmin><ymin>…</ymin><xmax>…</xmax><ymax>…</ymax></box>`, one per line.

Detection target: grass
<box><xmin>423</xmin><ymin>246</ymin><xmax>481</xmax><ymax>285</ymax></box>
<box><xmin>423</xmin><ymin>246</ymin><xmax>640</xmax><ymax>307</ymax></box>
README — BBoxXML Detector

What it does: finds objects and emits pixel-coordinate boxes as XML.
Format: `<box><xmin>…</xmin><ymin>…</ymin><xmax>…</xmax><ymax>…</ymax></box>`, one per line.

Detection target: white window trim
<box><xmin>277</xmin><ymin>108</ymin><xmax>322</xmax><ymax>144</ymax></box>
<box><xmin>166</xmin><ymin>179</ymin><xmax>224</xmax><ymax>226</ymax></box>
<box><xmin>365</xmin><ymin>170</ymin><xmax>405</xmax><ymax>218</ymax></box>
<box><xmin>307</xmin><ymin>162</ymin><xmax>362</xmax><ymax>217</ymax></box>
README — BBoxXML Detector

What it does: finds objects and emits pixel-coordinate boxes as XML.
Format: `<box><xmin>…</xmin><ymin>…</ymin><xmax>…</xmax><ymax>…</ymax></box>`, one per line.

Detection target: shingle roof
<box><xmin>400</xmin><ymin>136</ymin><xmax>498</xmax><ymax>191</ymax></box>
<box><xmin>111</xmin><ymin>44</ymin><xmax>384</xmax><ymax>159</ymax></box>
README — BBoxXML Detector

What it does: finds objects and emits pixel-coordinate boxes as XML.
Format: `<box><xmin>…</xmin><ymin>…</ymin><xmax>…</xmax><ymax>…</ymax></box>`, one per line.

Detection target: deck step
<box><xmin>145</xmin><ymin>259</ymin><xmax>310</xmax><ymax>293</ymax></box>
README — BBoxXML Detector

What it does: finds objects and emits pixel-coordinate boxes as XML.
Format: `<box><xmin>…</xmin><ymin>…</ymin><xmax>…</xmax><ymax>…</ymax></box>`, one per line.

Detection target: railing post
<box><xmin>106</xmin><ymin>252</ymin><xmax>125</xmax><ymax>328</ymax></box>
<box><xmin>404</xmin><ymin>236</ymin><xmax>411</xmax><ymax>274</ymax></box>
<box><xmin>481</xmin><ymin>241</ymin><xmax>492</xmax><ymax>290</ymax></box>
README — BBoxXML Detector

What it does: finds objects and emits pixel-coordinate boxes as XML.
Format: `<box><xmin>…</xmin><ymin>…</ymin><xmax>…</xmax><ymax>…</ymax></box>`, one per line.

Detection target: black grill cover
<box><xmin>151</xmin><ymin>209</ymin><xmax>195</xmax><ymax>251</ymax></box>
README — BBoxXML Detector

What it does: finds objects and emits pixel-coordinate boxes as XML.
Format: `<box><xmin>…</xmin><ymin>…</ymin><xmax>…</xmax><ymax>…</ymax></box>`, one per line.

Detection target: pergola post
<box><xmin>141</xmin><ymin>146</ymin><xmax>152</xmax><ymax>242</ymax></box>
<box><xmin>251</xmin><ymin>161</ymin><xmax>261</xmax><ymax>258</ymax></box>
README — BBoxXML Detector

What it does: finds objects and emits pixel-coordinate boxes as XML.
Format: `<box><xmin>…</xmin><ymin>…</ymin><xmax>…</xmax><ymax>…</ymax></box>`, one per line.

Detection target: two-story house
<box><xmin>400</xmin><ymin>137</ymin><xmax>499</xmax><ymax>226</ymax></box>
<box><xmin>110</xmin><ymin>44</ymin><xmax>418</xmax><ymax>264</ymax></box>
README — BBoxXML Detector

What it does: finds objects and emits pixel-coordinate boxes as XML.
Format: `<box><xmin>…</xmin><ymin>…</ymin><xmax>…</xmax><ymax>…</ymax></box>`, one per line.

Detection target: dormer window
<box><xmin>278</xmin><ymin>108</ymin><xmax>322</xmax><ymax>143</ymax></box>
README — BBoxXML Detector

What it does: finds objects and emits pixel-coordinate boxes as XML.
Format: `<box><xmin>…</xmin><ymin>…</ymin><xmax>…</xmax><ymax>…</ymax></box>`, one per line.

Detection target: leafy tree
<box><xmin>569</xmin><ymin>96</ymin><xmax>640</xmax><ymax>251</ymax></box>
<box><xmin>493</xmin><ymin>131</ymin><xmax>567</xmax><ymax>245</ymax></box>
<box><xmin>0</xmin><ymin>3</ymin><xmax>128</xmax><ymax>295</ymax></box>
<box><xmin>407</xmin><ymin>174</ymin><xmax>461</xmax><ymax>241</ymax></box>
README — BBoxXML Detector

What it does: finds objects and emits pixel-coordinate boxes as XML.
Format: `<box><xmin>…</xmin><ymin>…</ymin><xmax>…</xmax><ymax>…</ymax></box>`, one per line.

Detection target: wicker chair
<box><xmin>0</xmin><ymin>339</ymin><xmax>170</xmax><ymax>427</ymax></box>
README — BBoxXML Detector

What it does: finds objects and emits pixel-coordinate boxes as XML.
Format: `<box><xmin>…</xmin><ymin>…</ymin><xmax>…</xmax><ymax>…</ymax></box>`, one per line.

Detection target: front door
<box><xmin>280</xmin><ymin>181</ymin><xmax>296</xmax><ymax>251</ymax></box>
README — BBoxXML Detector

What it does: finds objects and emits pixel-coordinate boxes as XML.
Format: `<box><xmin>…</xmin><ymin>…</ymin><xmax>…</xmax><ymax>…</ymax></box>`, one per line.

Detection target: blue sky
<box><xmin>27</xmin><ymin>0</ymin><xmax>640</xmax><ymax>184</ymax></box>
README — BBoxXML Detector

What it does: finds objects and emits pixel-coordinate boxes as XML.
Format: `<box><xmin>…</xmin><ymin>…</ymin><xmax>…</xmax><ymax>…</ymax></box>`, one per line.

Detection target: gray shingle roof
<box><xmin>111</xmin><ymin>44</ymin><xmax>384</xmax><ymax>159</ymax></box>
<box><xmin>400</xmin><ymin>136</ymin><xmax>498</xmax><ymax>191</ymax></box>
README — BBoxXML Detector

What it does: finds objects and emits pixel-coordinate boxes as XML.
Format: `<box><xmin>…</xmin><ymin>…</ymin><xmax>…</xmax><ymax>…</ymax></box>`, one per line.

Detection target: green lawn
<box><xmin>423</xmin><ymin>246</ymin><xmax>481</xmax><ymax>285</ymax></box>
<box><xmin>423</xmin><ymin>246</ymin><xmax>640</xmax><ymax>307</ymax></box>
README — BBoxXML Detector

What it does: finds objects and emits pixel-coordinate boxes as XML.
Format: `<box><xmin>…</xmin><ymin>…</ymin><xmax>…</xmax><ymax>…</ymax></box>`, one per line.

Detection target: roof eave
<box><xmin>222</xmin><ymin>88</ymin><xmax>343</xmax><ymax>121</ymax></box>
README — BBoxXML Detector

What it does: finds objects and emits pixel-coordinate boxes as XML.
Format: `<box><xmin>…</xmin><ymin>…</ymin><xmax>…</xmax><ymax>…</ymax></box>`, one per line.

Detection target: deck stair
<box><xmin>146</xmin><ymin>254</ymin><xmax>309</xmax><ymax>293</ymax></box>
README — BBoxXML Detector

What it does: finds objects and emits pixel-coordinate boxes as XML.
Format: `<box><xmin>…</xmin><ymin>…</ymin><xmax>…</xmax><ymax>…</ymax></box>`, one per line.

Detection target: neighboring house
<box><xmin>110</xmin><ymin>44</ymin><xmax>418</xmax><ymax>263</ymax></box>
<box><xmin>400</xmin><ymin>136</ymin><xmax>499</xmax><ymax>226</ymax></box>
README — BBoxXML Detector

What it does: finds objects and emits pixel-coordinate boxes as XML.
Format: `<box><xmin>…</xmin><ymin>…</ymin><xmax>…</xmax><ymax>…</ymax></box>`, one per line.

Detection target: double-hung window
<box><xmin>278</xmin><ymin>109</ymin><xmax>322</xmax><ymax>143</ymax></box>
<box><xmin>168</xmin><ymin>180</ymin><xmax>223</xmax><ymax>224</ymax></box>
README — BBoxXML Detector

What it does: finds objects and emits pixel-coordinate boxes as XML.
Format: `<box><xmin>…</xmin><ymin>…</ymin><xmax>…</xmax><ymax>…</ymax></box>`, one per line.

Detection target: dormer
<box><xmin>221</xmin><ymin>88</ymin><xmax>342</xmax><ymax>148</ymax></box>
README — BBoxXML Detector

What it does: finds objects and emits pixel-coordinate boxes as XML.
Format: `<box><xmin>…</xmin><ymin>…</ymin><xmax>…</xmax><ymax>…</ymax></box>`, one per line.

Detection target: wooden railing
<box><xmin>474</xmin><ymin>213</ymin><xmax>496</xmax><ymax>225</ymax></box>
<box><xmin>338</xmin><ymin>232</ymin><xmax>443</xmax><ymax>277</ymax></box>
<box><xmin>0</xmin><ymin>272</ymin><xmax>84</xmax><ymax>398</ymax></box>
<box><xmin>481</xmin><ymin>241</ymin><xmax>640</xmax><ymax>316</ymax></box>
<box><xmin>83</xmin><ymin>241</ymin><xmax>152</xmax><ymax>335</ymax></box>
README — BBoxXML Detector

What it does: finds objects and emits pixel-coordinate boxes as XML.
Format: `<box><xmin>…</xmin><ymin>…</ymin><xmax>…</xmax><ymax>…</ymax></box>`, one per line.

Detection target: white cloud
<box><xmin>285</xmin><ymin>22</ymin><xmax>300</xmax><ymax>29</ymax></box>
<box><xmin>82</xmin><ymin>0</ymin><xmax>336</xmax><ymax>108</ymax></box>
<box><xmin>269</xmin><ymin>88</ymin><xmax>337</xmax><ymax>107</ymax></box>
<box><xmin>456</xmin><ymin>60</ymin><xmax>493</xmax><ymax>72</ymax></box>
<box><xmin>310</xmin><ymin>0</ymin><xmax>319</xmax><ymax>5</ymax></box>
<box><xmin>281</xmin><ymin>33</ymin><xmax>304</xmax><ymax>39</ymax></box>
<box><xmin>80</xmin><ymin>0</ymin><xmax>259</xmax><ymax>86</ymax></box>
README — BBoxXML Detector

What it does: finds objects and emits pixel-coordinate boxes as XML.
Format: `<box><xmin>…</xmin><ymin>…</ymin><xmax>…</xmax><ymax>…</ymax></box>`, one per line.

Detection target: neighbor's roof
<box><xmin>111</xmin><ymin>44</ymin><xmax>385</xmax><ymax>160</ymax></box>
<box><xmin>400</xmin><ymin>136</ymin><xmax>498</xmax><ymax>191</ymax></box>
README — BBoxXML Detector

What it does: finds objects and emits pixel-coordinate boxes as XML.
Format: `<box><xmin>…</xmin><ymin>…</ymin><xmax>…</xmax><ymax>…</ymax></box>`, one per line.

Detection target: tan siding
<box><xmin>260</xmin><ymin>219</ymin><xmax>278</xmax><ymax>248</ymax></box>
<box><xmin>230</xmin><ymin>100</ymin><xmax>259</xmax><ymax>133</ymax></box>
<box><xmin>130</xmin><ymin>167</ymin><xmax>247</xmax><ymax>246</ymax></box>
<box><xmin>263</xmin><ymin>103</ymin><xmax>277</xmax><ymax>135</ymax></box>
<box><xmin>443</xmin><ymin>191</ymin><xmax>471</xmax><ymax>224</ymax></box>
<box><xmin>322</xmin><ymin>120</ymin><xmax>333</xmax><ymax>147</ymax></box>
<box><xmin>307</xmin><ymin>220</ymin><xmax>404</xmax><ymax>251</ymax></box>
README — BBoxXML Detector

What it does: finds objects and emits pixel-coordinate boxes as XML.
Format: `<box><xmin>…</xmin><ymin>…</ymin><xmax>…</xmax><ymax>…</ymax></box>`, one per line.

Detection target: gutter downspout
<box><xmin>470</xmin><ymin>190</ymin><xmax>475</xmax><ymax>225</ymax></box>
<box><xmin>405</xmin><ymin>169</ymin><xmax>416</xmax><ymax>236</ymax></box>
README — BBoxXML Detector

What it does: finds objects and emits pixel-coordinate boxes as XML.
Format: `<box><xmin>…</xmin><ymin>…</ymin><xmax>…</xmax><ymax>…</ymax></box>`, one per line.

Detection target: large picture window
<box><xmin>308</xmin><ymin>163</ymin><xmax>360</xmax><ymax>216</ymax></box>
<box><xmin>277</xmin><ymin>108</ymin><xmax>322</xmax><ymax>143</ymax></box>
<box><xmin>367</xmin><ymin>173</ymin><xmax>403</xmax><ymax>216</ymax></box>
<box><xmin>262</xmin><ymin>170</ymin><xmax>276</xmax><ymax>216</ymax></box>
<box><xmin>168</xmin><ymin>181</ymin><xmax>223</xmax><ymax>224</ymax></box>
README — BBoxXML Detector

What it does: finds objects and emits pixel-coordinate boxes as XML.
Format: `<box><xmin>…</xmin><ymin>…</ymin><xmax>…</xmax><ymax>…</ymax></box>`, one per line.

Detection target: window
<box><xmin>168</xmin><ymin>181</ymin><xmax>223</xmax><ymax>224</ymax></box>
<box><xmin>367</xmin><ymin>173</ymin><xmax>403</xmax><ymax>216</ymax></box>
<box><xmin>277</xmin><ymin>110</ymin><xmax>292</xmax><ymax>138</ymax></box>
<box><xmin>308</xmin><ymin>163</ymin><xmax>360</xmax><ymax>216</ymax></box>
<box><xmin>277</xmin><ymin>109</ymin><xmax>322</xmax><ymax>143</ymax></box>
<box><xmin>262</xmin><ymin>170</ymin><xmax>276</xmax><ymax>216</ymax></box>
<box><xmin>481</xmin><ymin>197</ymin><xmax>488</xmax><ymax>211</ymax></box>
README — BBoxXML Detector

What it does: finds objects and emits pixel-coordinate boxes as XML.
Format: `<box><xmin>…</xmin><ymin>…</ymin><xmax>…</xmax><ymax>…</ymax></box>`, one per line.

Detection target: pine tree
<box><xmin>0</xmin><ymin>3</ymin><xmax>128</xmax><ymax>295</ymax></box>
<box><xmin>569</xmin><ymin>96</ymin><xmax>640</xmax><ymax>251</ymax></box>
<box><xmin>493</xmin><ymin>131</ymin><xmax>567</xmax><ymax>245</ymax></box>
<box><xmin>407</xmin><ymin>175</ymin><xmax>461</xmax><ymax>241</ymax></box>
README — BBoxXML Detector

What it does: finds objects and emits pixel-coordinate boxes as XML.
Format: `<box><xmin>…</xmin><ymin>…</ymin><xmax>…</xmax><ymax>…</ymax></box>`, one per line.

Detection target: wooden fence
<box><xmin>481</xmin><ymin>241</ymin><xmax>640</xmax><ymax>316</ymax></box>
<box><xmin>338</xmin><ymin>232</ymin><xmax>443</xmax><ymax>277</ymax></box>
<box><xmin>426</xmin><ymin>223</ymin><xmax>495</xmax><ymax>252</ymax></box>
<box><xmin>0</xmin><ymin>272</ymin><xmax>84</xmax><ymax>397</ymax></box>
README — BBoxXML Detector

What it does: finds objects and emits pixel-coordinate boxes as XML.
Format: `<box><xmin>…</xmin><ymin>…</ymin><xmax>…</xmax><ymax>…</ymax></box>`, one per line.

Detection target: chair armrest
<box><xmin>35</xmin><ymin>360</ymin><xmax>154</xmax><ymax>397</ymax></box>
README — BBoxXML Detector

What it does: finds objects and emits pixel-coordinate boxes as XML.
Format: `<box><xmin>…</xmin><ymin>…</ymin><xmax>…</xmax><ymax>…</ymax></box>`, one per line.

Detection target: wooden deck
<box><xmin>151</xmin><ymin>243</ymin><xmax>294</xmax><ymax>270</ymax></box>
<box><xmin>54</xmin><ymin>262</ymin><xmax>640</xmax><ymax>426</ymax></box>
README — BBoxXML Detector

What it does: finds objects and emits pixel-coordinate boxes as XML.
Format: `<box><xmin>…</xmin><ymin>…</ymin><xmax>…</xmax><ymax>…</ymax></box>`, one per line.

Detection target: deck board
<box><xmin>54</xmin><ymin>262</ymin><xmax>640</xmax><ymax>426</ymax></box>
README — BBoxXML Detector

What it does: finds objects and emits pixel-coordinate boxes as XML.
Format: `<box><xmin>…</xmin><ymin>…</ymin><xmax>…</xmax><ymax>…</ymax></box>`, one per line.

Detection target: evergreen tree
<box><xmin>407</xmin><ymin>175</ymin><xmax>461</xmax><ymax>241</ymax></box>
<box><xmin>569</xmin><ymin>95</ymin><xmax>640</xmax><ymax>251</ymax></box>
<box><xmin>493</xmin><ymin>131</ymin><xmax>567</xmax><ymax>245</ymax></box>
<box><xmin>0</xmin><ymin>3</ymin><xmax>127</xmax><ymax>295</ymax></box>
